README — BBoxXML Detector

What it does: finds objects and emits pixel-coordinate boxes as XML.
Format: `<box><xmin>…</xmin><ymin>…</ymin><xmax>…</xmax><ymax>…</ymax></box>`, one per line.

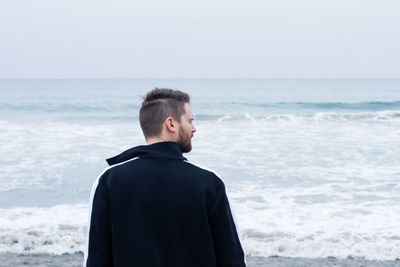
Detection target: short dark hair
<box><xmin>139</xmin><ymin>88</ymin><xmax>190</xmax><ymax>139</ymax></box>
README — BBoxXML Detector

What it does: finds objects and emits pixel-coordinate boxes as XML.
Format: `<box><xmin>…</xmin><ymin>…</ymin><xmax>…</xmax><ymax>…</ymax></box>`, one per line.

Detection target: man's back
<box><xmin>85</xmin><ymin>142</ymin><xmax>246</xmax><ymax>267</ymax></box>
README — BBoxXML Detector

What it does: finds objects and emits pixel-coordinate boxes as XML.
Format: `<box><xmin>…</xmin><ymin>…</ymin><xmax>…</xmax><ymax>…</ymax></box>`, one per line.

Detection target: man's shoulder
<box><xmin>182</xmin><ymin>161</ymin><xmax>224</xmax><ymax>185</ymax></box>
<box><xmin>97</xmin><ymin>157</ymin><xmax>141</xmax><ymax>182</ymax></box>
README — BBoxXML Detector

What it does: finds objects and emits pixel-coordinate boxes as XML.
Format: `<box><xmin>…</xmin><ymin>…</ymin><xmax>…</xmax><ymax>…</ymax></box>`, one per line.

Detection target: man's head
<box><xmin>139</xmin><ymin>88</ymin><xmax>196</xmax><ymax>152</ymax></box>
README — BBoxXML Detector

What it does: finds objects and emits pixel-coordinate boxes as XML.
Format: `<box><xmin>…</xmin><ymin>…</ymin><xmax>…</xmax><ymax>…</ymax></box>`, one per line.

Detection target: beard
<box><xmin>177</xmin><ymin>128</ymin><xmax>192</xmax><ymax>153</ymax></box>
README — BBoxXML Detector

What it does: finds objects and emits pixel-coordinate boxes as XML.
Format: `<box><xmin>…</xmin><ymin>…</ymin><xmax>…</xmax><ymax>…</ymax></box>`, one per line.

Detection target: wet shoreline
<box><xmin>1</xmin><ymin>252</ymin><xmax>399</xmax><ymax>267</ymax></box>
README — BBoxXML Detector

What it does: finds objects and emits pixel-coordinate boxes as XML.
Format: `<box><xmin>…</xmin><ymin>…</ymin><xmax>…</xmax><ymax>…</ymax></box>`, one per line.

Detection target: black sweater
<box><xmin>84</xmin><ymin>141</ymin><xmax>246</xmax><ymax>267</ymax></box>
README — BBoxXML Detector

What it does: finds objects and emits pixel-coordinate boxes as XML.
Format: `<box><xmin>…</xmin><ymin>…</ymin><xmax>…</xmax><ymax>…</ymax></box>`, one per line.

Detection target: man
<box><xmin>84</xmin><ymin>88</ymin><xmax>246</xmax><ymax>266</ymax></box>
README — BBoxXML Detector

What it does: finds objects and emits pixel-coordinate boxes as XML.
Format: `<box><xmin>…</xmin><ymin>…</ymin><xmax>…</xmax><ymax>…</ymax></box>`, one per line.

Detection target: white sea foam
<box><xmin>0</xmin><ymin>204</ymin><xmax>87</xmax><ymax>254</ymax></box>
<box><xmin>230</xmin><ymin>183</ymin><xmax>400</xmax><ymax>260</ymax></box>
<box><xmin>0</xmin><ymin>195</ymin><xmax>399</xmax><ymax>260</ymax></box>
<box><xmin>214</xmin><ymin>110</ymin><xmax>400</xmax><ymax>124</ymax></box>
<box><xmin>0</xmin><ymin>120</ymin><xmax>144</xmax><ymax>192</ymax></box>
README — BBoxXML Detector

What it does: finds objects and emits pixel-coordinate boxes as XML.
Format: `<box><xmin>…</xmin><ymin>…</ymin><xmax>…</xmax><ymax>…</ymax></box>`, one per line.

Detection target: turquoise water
<box><xmin>0</xmin><ymin>79</ymin><xmax>399</xmax><ymax>259</ymax></box>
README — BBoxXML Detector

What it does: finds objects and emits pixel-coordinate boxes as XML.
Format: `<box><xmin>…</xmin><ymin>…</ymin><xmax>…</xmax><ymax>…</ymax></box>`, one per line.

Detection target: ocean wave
<box><xmin>1</xmin><ymin>101</ymin><xmax>400</xmax><ymax>113</ymax></box>
<box><xmin>275</xmin><ymin>101</ymin><xmax>400</xmax><ymax>111</ymax></box>
<box><xmin>242</xmin><ymin>229</ymin><xmax>400</xmax><ymax>260</ymax></box>
<box><xmin>212</xmin><ymin>110</ymin><xmax>400</xmax><ymax>123</ymax></box>
<box><xmin>0</xmin><ymin>205</ymin><xmax>87</xmax><ymax>255</ymax></box>
<box><xmin>0</xmin><ymin>103</ymin><xmax>140</xmax><ymax>113</ymax></box>
<box><xmin>209</xmin><ymin>101</ymin><xmax>400</xmax><ymax>111</ymax></box>
<box><xmin>1</xmin><ymin>204</ymin><xmax>399</xmax><ymax>260</ymax></box>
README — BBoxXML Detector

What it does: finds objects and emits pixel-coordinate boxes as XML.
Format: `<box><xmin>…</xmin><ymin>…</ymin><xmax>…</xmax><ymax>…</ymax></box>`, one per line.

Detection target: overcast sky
<box><xmin>1</xmin><ymin>0</ymin><xmax>399</xmax><ymax>79</ymax></box>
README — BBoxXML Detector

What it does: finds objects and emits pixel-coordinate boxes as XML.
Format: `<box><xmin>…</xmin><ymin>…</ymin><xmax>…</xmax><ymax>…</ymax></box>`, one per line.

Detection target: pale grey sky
<box><xmin>1</xmin><ymin>0</ymin><xmax>399</xmax><ymax>78</ymax></box>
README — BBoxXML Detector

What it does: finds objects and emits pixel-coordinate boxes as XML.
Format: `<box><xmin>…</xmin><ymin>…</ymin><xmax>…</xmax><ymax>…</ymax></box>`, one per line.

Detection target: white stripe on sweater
<box><xmin>184</xmin><ymin>161</ymin><xmax>247</xmax><ymax>266</ymax></box>
<box><xmin>83</xmin><ymin>157</ymin><xmax>139</xmax><ymax>267</ymax></box>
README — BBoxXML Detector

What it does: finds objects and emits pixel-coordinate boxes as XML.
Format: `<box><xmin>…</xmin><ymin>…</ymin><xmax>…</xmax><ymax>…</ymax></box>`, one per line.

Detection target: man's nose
<box><xmin>192</xmin><ymin>125</ymin><xmax>196</xmax><ymax>132</ymax></box>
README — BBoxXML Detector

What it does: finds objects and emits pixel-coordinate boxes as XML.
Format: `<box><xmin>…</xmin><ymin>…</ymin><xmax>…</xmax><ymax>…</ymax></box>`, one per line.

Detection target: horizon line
<box><xmin>0</xmin><ymin>77</ymin><xmax>399</xmax><ymax>80</ymax></box>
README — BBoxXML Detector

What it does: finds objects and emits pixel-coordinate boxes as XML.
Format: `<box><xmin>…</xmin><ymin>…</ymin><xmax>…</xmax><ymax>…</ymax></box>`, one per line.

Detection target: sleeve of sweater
<box><xmin>84</xmin><ymin>174</ymin><xmax>113</xmax><ymax>267</ymax></box>
<box><xmin>209</xmin><ymin>177</ymin><xmax>247</xmax><ymax>267</ymax></box>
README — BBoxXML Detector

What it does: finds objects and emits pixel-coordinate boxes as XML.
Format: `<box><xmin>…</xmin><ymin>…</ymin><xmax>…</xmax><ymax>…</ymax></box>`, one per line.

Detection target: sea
<box><xmin>0</xmin><ymin>79</ymin><xmax>399</xmax><ymax>262</ymax></box>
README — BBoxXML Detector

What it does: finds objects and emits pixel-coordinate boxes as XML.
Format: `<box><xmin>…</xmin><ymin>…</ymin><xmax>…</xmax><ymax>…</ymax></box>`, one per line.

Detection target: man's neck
<box><xmin>146</xmin><ymin>136</ymin><xmax>176</xmax><ymax>145</ymax></box>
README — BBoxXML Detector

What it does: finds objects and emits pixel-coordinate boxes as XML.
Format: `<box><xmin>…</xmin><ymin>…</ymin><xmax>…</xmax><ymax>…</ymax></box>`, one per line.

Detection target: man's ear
<box><xmin>165</xmin><ymin>117</ymin><xmax>177</xmax><ymax>133</ymax></box>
